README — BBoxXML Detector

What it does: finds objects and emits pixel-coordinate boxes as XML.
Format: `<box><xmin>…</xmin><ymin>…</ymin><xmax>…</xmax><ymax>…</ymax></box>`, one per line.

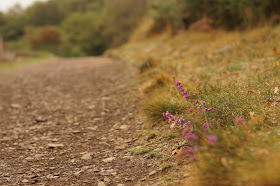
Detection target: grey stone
<box><xmin>81</xmin><ymin>153</ymin><xmax>92</xmax><ymax>160</ymax></box>
<box><xmin>11</xmin><ymin>104</ymin><xmax>21</xmax><ymax>109</ymax></box>
<box><xmin>98</xmin><ymin>181</ymin><xmax>106</xmax><ymax>186</ymax></box>
<box><xmin>102</xmin><ymin>157</ymin><xmax>115</xmax><ymax>163</ymax></box>
<box><xmin>120</xmin><ymin>125</ymin><xmax>129</xmax><ymax>130</ymax></box>
<box><xmin>149</xmin><ymin>170</ymin><xmax>157</xmax><ymax>176</ymax></box>
<box><xmin>22</xmin><ymin>179</ymin><xmax>29</xmax><ymax>183</ymax></box>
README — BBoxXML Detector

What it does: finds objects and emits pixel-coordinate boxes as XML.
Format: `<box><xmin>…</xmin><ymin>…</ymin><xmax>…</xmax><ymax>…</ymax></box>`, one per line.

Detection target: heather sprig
<box><xmin>163</xmin><ymin>80</ymin><xmax>216</xmax><ymax>162</ymax></box>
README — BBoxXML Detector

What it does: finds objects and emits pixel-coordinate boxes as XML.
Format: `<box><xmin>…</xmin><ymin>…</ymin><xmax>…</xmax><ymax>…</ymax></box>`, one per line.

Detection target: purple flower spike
<box><xmin>197</xmin><ymin>106</ymin><xmax>200</xmax><ymax>111</ymax></box>
<box><xmin>187</xmin><ymin>121</ymin><xmax>192</xmax><ymax>125</ymax></box>
<box><xmin>193</xmin><ymin>146</ymin><xmax>199</xmax><ymax>151</ymax></box>
<box><xmin>183</xmin><ymin>148</ymin><xmax>193</xmax><ymax>154</ymax></box>
<box><xmin>189</xmin><ymin>108</ymin><xmax>193</xmax><ymax>113</ymax></box>
<box><xmin>179</xmin><ymin>116</ymin><xmax>184</xmax><ymax>124</ymax></box>
<box><xmin>185</xmin><ymin>133</ymin><xmax>198</xmax><ymax>141</ymax></box>
<box><xmin>182</xmin><ymin>128</ymin><xmax>189</xmax><ymax>135</ymax></box>
<box><xmin>189</xmin><ymin>155</ymin><xmax>197</xmax><ymax>162</ymax></box>
<box><xmin>203</xmin><ymin>101</ymin><xmax>206</xmax><ymax>105</ymax></box>
<box><xmin>208</xmin><ymin>135</ymin><xmax>218</xmax><ymax>143</ymax></box>
<box><xmin>184</xmin><ymin>95</ymin><xmax>190</xmax><ymax>98</ymax></box>
<box><xmin>204</xmin><ymin>108</ymin><xmax>208</xmax><ymax>112</ymax></box>
<box><xmin>235</xmin><ymin>117</ymin><xmax>244</xmax><ymax>124</ymax></box>
<box><xmin>195</xmin><ymin>100</ymin><xmax>198</xmax><ymax>104</ymax></box>
<box><xmin>208</xmin><ymin>108</ymin><xmax>212</xmax><ymax>111</ymax></box>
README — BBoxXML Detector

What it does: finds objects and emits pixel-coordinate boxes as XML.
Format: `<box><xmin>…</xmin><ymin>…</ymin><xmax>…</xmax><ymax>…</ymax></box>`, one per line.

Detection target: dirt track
<box><xmin>0</xmin><ymin>57</ymin><xmax>159</xmax><ymax>185</ymax></box>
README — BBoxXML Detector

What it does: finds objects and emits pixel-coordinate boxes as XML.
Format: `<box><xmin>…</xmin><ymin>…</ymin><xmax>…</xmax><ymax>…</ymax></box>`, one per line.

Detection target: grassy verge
<box><xmin>108</xmin><ymin>25</ymin><xmax>280</xmax><ymax>185</ymax></box>
<box><xmin>0</xmin><ymin>54</ymin><xmax>52</xmax><ymax>70</ymax></box>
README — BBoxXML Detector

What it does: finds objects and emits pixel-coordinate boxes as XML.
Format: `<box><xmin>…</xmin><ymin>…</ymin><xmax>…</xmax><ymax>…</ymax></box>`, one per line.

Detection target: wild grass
<box><xmin>126</xmin><ymin>147</ymin><xmax>149</xmax><ymax>155</ymax></box>
<box><xmin>110</xmin><ymin>24</ymin><xmax>280</xmax><ymax>185</ymax></box>
<box><xmin>0</xmin><ymin>54</ymin><xmax>51</xmax><ymax>70</ymax></box>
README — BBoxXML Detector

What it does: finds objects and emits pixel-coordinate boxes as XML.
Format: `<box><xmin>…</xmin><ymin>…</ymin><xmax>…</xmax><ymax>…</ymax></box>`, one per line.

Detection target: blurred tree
<box><xmin>61</xmin><ymin>12</ymin><xmax>107</xmax><ymax>56</ymax></box>
<box><xmin>104</xmin><ymin>0</ymin><xmax>147</xmax><ymax>47</ymax></box>
<box><xmin>29</xmin><ymin>26</ymin><xmax>61</xmax><ymax>51</ymax></box>
<box><xmin>148</xmin><ymin>0</ymin><xmax>183</xmax><ymax>32</ymax></box>
<box><xmin>25</xmin><ymin>1</ymin><xmax>66</xmax><ymax>26</ymax></box>
<box><xmin>0</xmin><ymin>12</ymin><xmax>26</xmax><ymax>41</ymax></box>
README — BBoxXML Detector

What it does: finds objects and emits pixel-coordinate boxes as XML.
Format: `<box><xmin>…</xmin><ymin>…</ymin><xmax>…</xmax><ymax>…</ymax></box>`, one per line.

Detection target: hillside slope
<box><xmin>108</xmin><ymin>26</ymin><xmax>280</xmax><ymax>185</ymax></box>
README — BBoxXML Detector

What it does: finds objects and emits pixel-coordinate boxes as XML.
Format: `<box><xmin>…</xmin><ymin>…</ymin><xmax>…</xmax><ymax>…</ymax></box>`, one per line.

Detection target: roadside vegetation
<box><xmin>108</xmin><ymin>1</ymin><xmax>280</xmax><ymax>184</ymax></box>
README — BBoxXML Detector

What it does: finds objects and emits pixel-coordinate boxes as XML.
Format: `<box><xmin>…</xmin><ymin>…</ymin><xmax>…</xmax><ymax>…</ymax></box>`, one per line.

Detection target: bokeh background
<box><xmin>1</xmin><ymin>0</ymin><xmax>280</xmax><ymax>58</ymax></box>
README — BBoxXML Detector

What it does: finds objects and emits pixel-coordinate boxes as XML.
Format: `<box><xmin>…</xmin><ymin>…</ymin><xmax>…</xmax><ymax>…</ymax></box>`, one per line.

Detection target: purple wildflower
<box><xmin>179</xmin><ymin>116</ymin><xmax>184</xmax><ymax>124</ymax></box>
<box><xmin>197</xmin><ymin>106</ymin><xmax>200</xmax><ymax>111</ymax></box>
<box><xmin>176</xmin><ymin>81</ymin><xmax>181</xmax><ymax>86</ymax></box>
<box><xmin>189</xmin><ymin>155</ymin><xmax>197</xmax><ymax>162</ymax></box>
<box><xmin>193</xmin><ymin>146</ymin><xmax>199</xmax><ymax>151</ymax></box>
<box><xmin>204</xmin><ymin>108</ymin><xmax>208</xmax><ymax>112</ymax></box>
<box><xmin>183</xmin><ymin>148</ymin><xmax>193</xmax><ymax>154</ymax></box>
<box><xmin>182</xmin><ymin>128</ymin><xmax>189</xmax><ymax>135</ymax></box>
<box><xmin>203</xmin><ymin>123</ymin><xmax>212</xmax><ymax>128</ymax></box>
<box><xmin>189</xmin><ymin>108</ymin><xmax>193</xmax><ymax>113</ymax></box>
<box><xmin>185</xmin><ymin>133</ymin><xmax>198</xmax><ymax>141</ymax></box>
<box><xmin>195</xmin><ymin>100</ymin><xmax>198</xmax><ymax>104</ymax></box>
<box><xmin>235</xmin><ymin>117</ymin><xmax>244</xmax><ymax>124</ymax></box>
<box><xmin>203</xmin><ymin>101</ymin><xmax>206</xmax><ymax>105</ymax></box>
<box><xmin>208</xmin><ymin>135</ymin><xmax>218</xmax><ymax>143</ymax></box>
<box><xmin>184</xmin><ymin>95</ymin><xmax>190</xmax><ymax>98</ymax></box>
<box><xmin>208</xmin><ymin>108</ymin><xmax>212</xmax><ymax>111</ymax></box>
<box><xmin>187</xmin><ymin>120</ymin><xmax>192</xmax><ymax>125</ymax></box>
<box><xmin>193</xmin><ymin>92</ymin><xmax>196</xmax><ymax>95</ymax></box>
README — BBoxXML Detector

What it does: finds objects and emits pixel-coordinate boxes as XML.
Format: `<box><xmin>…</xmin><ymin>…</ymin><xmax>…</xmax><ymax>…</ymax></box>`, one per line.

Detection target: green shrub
<box><xmin>143</xmin><ymin>95</ymin><xmax>186</xmax><ymax>123</ymax></box>
<box><xmin>148</xmin><ymin>0</ymin><xmax>183</xmax><ymax>32</ymax></box>
<box><xmin>61</xmin><ymin>12</ymin><xmax>107</xmax><ymax>56</ymax></box>
<box><xmin>0</xmin><ymin>13</ymin><xmax>26</xmax><ymax>41</ymax></box>
<box><xmin>149</xmin><ymin>0</ymin><xmax>280</xmax><ymax>31</ymax></box>
<box><xmin>126</xmin><ymin>147</ymin><xmax>149</xmax><ymax>155</ymax></box>
<box><xmin>25</xmin><ymin>1</ymin><xmax>66</xmax><ymax>26</ymax></box>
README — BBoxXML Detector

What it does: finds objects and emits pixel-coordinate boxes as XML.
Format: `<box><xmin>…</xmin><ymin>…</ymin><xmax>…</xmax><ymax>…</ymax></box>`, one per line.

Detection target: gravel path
<box><xmin>0</xmin><ymin>57</ymin><xmax>159</xmax><ymax>185</ymax></box>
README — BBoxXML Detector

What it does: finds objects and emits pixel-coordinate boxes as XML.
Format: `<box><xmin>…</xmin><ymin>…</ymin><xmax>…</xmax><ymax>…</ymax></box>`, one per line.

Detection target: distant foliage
<box><xmin>29</xmin><ymin>26</ymin><xmax>61</xmax><ymax>53</ymax></box>
<box><xmin>148</xmin><ymin>0</ymin><xmax>183</xmax><ymax>32</ymax></box>
<box><xmin>0</xmin><ymin>0</ymin><xmax>147</xmax><ymax>56</ymax></box>
<box><xmin>149</xmin><ymin>0</ymin><xmax>280</xmax><ymax>31</ymax></box>
<box><xmin>180</xmin><ymin>0</ymin><xmax>280</xmax><ymax>29</ymax></box>
<box><xmin>25</xmin><ymin>1</ymin><xmax>66</xmax><ymax>26</ymax></box>
<box><xmin>61</xmin><ymin>12</ymin><xmax>107</xmax><ymax>56</ymax></box>
<box><xmin>0</xmin><ymin>12</ymin><xmax>26</xmax><ymax>41</ymax></box>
